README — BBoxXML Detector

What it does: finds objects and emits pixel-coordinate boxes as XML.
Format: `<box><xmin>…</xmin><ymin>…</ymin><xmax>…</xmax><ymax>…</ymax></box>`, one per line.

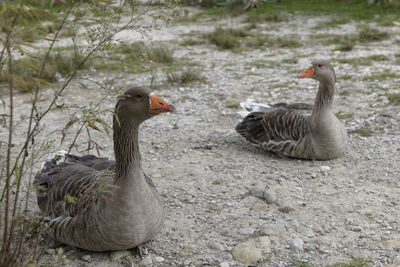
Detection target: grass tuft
<box><xmin>354</xmin><ymin>123</ymin><xmax>372</xmax><ymax>137</ymax></box>
<box><xmin>387</xmin><ymin>93</ymin><xmax>400</xmax><ymax>105</ymax></box>
<box><xmin>167</xmin><ymin>67</ymin><xmax>205</xmax><ymax>84</ymax></box>
<box><xmin>205</xmin><ymin>28</ymin><xmax>248</xmax><ymax>49</ymax></box>
<box><xmin>358</xmin><ymin>27</ymin><xmax>389</xmax><ymax>42</ymax></box>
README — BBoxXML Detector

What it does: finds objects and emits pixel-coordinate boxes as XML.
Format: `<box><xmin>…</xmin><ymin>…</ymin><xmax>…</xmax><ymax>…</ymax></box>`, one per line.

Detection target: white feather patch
<box><xmin>237</xmin><ymin>99</ymin><xmax>272</xmax><ymax>117</ymax></box>
<box><xmin>40</xmin><ymin>149</ymin><xmax>68</xmax><ymax>170</ymax></box>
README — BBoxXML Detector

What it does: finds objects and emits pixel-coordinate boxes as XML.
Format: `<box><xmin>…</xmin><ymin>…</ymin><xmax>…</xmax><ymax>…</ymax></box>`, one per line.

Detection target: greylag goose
<box><xmin>236</xmin><ymin>59</ymin><xmax>347</xmax><ymax>160</ymax></box>
<box><xmin>34</xmin><ymin>86</ymin><xmax>175</xmax><ymax>251</ymax></box>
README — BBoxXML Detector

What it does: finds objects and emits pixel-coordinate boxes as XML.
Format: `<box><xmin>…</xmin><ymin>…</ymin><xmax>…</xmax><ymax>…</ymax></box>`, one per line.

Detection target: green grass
<box><xmin>90</xmin><ymin>42</ymin><xmax>175</xmax><ymax>74</ymax></box>
<box><xmin>358</xmin><ymin>26</ymin><xmax>389</xmax><ymax>42</ymax></box>
<box><xmin>245</xmin><ymin>12</ymin><xmax>287</xmax><ymax>23</ymax></box>
<box><xmin>225</xmin><ymin>101</ymin><xmax>240</xmax><ymax>108</ymax></box>
<box><xmin>336</xmin><ymin>110</ymin><xmax>354</xmax><ymax>119</ymax></box>
<box><xmin>204</xmin><ymin>27</ymin><xmax>249</xmax><ymax>49</ymax></box>
<box><xmin>333</xmin><ymin>256</ymin><xmax>373</xmax><ymax>267</ymax></box>
<box><xmin>335</xmin><ymin>55</ymin><xmax>388</xmax><ymax>66</ymax></box>
<box><xmin>246</xmin><ymin>0</ymin><xmax>400</xmax><ymax>21</ymax></box>
<box><xmin>363</xmin><ymin>71</ymin><xmax>400</xmax><ymax>81</ymax></box>
<box><xmin>2</xmin><ymin>50</ymin><xmax>84</xmax><ymax>91</ymax></box>
<box><xmin>354</xmin><ymin>123</ymin><xmax>373</xmax><ymax>137</ymax></box>
<box><xmin>313</xmin><ymin>17</ymin><xmax>351</xmax><ymax>29</ymax></box>
<box><xmin>204</xmin><ymin>28</ymin><xmax>301</xmax><ymax>50</ymax></box>
<box><xmin>387</xmin><ymin>93</ymin><xmax>400</xmax><ymax>105</ymax></box>
<box><xmin>167</xmin><ymin>67</ymin><xmax>205</xmax><ymax>84</ymax></box>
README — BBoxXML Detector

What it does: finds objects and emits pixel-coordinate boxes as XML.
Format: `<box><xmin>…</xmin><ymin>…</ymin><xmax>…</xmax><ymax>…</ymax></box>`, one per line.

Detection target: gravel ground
<box><xmin>2</xmin><ymin>6</ymin><xmax>400</xmax><ymax>267</ymax></box>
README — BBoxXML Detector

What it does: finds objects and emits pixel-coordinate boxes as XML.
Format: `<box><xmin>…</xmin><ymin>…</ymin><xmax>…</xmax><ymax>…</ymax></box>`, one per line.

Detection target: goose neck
<box><xmin>312</xmin><ymin>79</ymin><xmax>335</xmax><ymax>115</ymax></box>
<box><xmin>113</xmin><ymin>118</ymin><xmax>142</xmax><ymax>184</ymax></box>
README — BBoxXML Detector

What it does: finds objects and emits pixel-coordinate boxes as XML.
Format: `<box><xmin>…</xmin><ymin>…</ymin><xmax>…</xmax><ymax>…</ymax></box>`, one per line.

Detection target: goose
<box><xmin>236</xmin><ymin>59</ymin><xmax>347</xmax><ymax>160</ymax></box>
<box><xmin>34</xmin><ymin>86</ymin><xmax>175</xmax><ymax>251</ymax></box>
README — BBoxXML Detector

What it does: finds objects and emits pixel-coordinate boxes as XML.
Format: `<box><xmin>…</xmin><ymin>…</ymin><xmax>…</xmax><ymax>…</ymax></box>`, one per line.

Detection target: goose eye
<box><xmin>136</xmin><ymin>94</ymin><xmax>143</xmax><ymax>99</ymax></box>
<box><xmin>318</xmin><ymin>64</ymin><xmax>322</xmax><ymax>68</ymax></box>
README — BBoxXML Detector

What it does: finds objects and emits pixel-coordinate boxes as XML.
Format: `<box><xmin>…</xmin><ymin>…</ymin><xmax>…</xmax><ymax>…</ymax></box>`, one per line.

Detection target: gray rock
<box><xmin>154</xmin><ymin>256</ymin><xmax>165</xmax><ymax>263</ymax></box>
<box><xmin>208</xmin><ymin>242</ymin><xmax>225</xmax><ymax>251</ymax></box>
<box><xmin>222</xmin><ymin>253</ymin><xmax>233</xmax><ymax>260</ymax></box>
<box><xmin>305</xmin><ymin>244</ymin><xmax>316</xmax><ymax>252</ymax></box>
<box><xmin>231</xmin><ymin>245</ymin><xmax>262</xmax><ymax>265</ymax></box>
<box><xmin>81</xmin><ymin>255</ymin><xmax>91</xmax><ymax>262</ymax></box>
<box><xmin>140</xmin><ymin>255</ymin><xmax>153</xmax><ymax>265</ymax></box>
<box><xmin>110</xmin><ymin>250</ymin><xmax>131</xmax><ymax>262</ymax></box>
<box><xmin>290</xmin><ymin>238</ymin><xmax>304</xmax><ymax>253</ymax></box>
<box><xmin>320</xmin><ymin>166</ymin><xmax>331</xmax><ymax>172</ymax></box>
<box><xmin>238</xmin><ymin>227</ymin><xmax>256</xmax><ymax>235</ymax></box>
<box><xmin>220</xmin><ymin>262</ymin><xmax>230</xmax><ymax>267</ymax></box>
<box><xmin>278</xmin><ymin>205</ymin><xmax>294</xmax><ymax>213</ymax></box>
<box><xmin>249</xmin><ymin>188</ymin><xmax>277</xmax><ymax>204</ymax></box>
<box><xmin>45</xmin><ymin>249</ymin><xmax>56</xmax><ymax>256</ymax></box>
<box><xmin>263</xmin><ymin>191</ymin><xmax>278</xmax><ymax>204</ymax></box>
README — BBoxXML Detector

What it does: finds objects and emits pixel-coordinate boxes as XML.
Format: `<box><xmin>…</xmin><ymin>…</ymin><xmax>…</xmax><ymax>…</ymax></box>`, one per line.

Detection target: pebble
<box><xmin>249</xmin><ymin>188</ymin><xmax>277</xmax><ymax>204</ymax></box>
<box><xmin>290</xmin><ymin>238</ymin><xmax>304</xmax><ymax>253</ymax></box>
<box><xmin>220</xmin><ymin>262</ymin><xmax>230</xmax><ymax>267</ymax></box>
<box><xmin>208</xmin><ymin>242</ymin><xmax>225</xmax><ymax>251</ymax></box>
<box><xmin>222</xmin><ymin>253</ymin><xmax>233</xmax><ymax>260</ymax></box>
<box><xmin>81</xmin><ymin>255</ymin><xmax>91</xmax><ymax>262</ymax></box>
<box><xmin>231</xmin><ymin>245</ymin><xmax>262</xmax><ymax>265</ymax></box>
<box><xmin>154</xmin><ymin>256</ymin><xmax>165</xmax><ymax>263</ymax></box>
<box><xmin>278</xmin><ymin>205</ymin><xmax>294</xmax><ymax>213</ymax></box>
<box><xmin>45</xmin><ymin>249</ymin><xmax>56</xmax><ymax>256</ymax></box>
<box><xmin>263</xmin><ymin>191</ymin><xmax>278</xmax><ymax>204</ymax></box>
<box><xmin>260</xmin><ymin>224</ymin><xmax>285</xmax><ymax>236</ymax></box>
<box><xmin>320</xmin><ymin>166</ymin><xmax>331</xmax><ymax>172</ymax></box>
<box><xmin>109</xmin><ymin>250</ymin><xmax>131</xmax><ymax>262</ymax></box>
<box><xmin>384</xmin><ymin>240</ymin><xmax>400</xmax><ymax>249</ymax></box>
<box><xmin>140</xmin><ymin>255</ymin><xmax>153</xmax><ymax>265</ymax></box>
<box><xmin>238</xmin><ymin>227</ymin><xmax>256</xmax><ymax>235</ymax></box>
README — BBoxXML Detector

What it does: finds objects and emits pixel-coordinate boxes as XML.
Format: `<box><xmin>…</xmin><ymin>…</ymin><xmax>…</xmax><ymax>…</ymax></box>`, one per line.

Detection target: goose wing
<box><xmin>236</xmin><ymin>109</ymin><xmax>310</xmax><ymax>155</ymax></box>
<box><xmin>34</xmin><ymin>154</ymin><xmax>115</xmax><ymax>218</ymax></box>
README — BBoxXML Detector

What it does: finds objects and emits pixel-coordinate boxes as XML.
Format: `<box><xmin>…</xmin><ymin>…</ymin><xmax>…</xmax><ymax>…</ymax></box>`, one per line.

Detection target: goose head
<box><xmin>298</xmin><ymin>59</ymin><xmax>336</xmax><ymax>83</ymax></box>
<box><xmin>115</xmin><ymin>86</ymin><xmax>175</xmax><ymax>124</ymax></box>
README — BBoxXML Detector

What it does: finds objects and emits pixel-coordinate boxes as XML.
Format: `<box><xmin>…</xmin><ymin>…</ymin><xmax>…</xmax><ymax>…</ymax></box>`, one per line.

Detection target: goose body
<box><xmin>34</xmin><ymin>87</ymin><xmax>174</xmax><ymax>251</ymax></box>
<box><xmin>236</xmin><ymin>59</ymin><xmax>347</xmax><ymax>160</ymax></box>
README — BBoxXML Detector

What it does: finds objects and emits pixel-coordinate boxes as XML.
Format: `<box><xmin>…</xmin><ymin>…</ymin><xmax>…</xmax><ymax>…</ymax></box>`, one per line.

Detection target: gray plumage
<box><xmin>236</xmin><ymin>59</ymin><xmax>347</xmax><ymax>160</ymax></box>
<box><xmin>34</xmin><ymin>86</ymin><xmax>174</xmax><ymax>251</ymax></box>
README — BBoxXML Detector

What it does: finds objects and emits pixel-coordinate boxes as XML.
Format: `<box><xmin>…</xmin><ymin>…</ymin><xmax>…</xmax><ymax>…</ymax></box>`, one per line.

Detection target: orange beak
<box><xmin>298</xmin><ymin>66</ymin><xmax>314</xmax><ymax>78</ymax></box>
<box><xmin>150</xmin><ymin>94</ymin><xmax>175</xmax><ymax>114</ymax></box>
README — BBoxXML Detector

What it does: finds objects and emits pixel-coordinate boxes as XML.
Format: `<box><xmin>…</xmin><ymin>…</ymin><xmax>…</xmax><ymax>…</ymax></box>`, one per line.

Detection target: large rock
<box><xmin>231</xmin><ymin>245</ymin><xmax>262</xmax><ymax>265</ymax></box>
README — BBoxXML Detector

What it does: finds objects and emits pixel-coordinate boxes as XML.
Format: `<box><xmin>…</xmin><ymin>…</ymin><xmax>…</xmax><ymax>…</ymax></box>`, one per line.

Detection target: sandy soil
<box><xmin>1</xmin><ymin>6</ymin><xmax>400</xmax><ymax>267</ymax></box>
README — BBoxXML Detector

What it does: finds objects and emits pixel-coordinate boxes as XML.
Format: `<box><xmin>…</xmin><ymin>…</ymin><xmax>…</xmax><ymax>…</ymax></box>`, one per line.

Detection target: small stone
<box><xmin>249</xmin><ymin>188</ymin><xmax>277</xmax><ymax>204</ymax></box>
<box><xmin>206</xmin><ymin>203</ymin><xmax>222</xmax><ymax>211</ymax></box>
<box><xmin>81</xmin><ymin>255</ymin><xmax>91</xmax><ymax>262</ymax></box>
<box><xmin>260</xmin><ymin>225</ymin><xmax>285</xmax><ymax>236</ymax></box>
<box><xmin>140</xmin><ymin>255</ymin><xmax>153</xmax><ymax>265</ymax></box>
<box><xmin>290</xmin><ymin>238</ymin><xmax>304</xmax><ymax>253</ymax></box>
<box><xmin>222</xmin><ymin>253</ymin><xmax>233</xmax><ymax>260</ymax></box>
<box><xmin>220</xmin><ymin>262</ymin><xmax>230</xmax><ymax>267</ymax></box>
<box><xmin>238</xmin><ymin>227</ymin><xmax>255</xmax><ymax>235</ymax></box>
<box><xmin>154</xmin><ymin>256</ymin><xmax>164</xmax><ymax>263</ymax></box>
<box><xmin>278</xmin><ymin>205</ymin><xmax>294</xmax><ymax>213</ymax></box>
<box><xmin>310</xmin><ymin>173</ymin><xmax>317</xmax><ymax>178</ymax></box>
<box><xmin>263</xmin><ymin>191</ymin><xmax>277</xmax><ymax>204</ymax></box>
<box><xmin>208</xmin><ymin>242</ymin><xmax>225</xmax><ymax>251</ymax></box>
<box><xmin>110</xmin><ymin>250</ymin><xmax>131</xmax><ymax>262</ymax></box>
<box><xmin>251</xmin><ymin>202</ymin><xmax>268</xmax><ymax>212</ymax></box>
<box><xmin>249</xmin><ymin>188</ymin><xmax>264</xmax><ymax>198</ymax></box>
<box><xmin>231</xmin><ymin>245</ymin><xmax>262</xmax><ymax>265</ymax></box>
<box><xmin>320</xmin><ymin>166</ymin><xmax>331</xmax><ymax>172</ymax></box>
<box><xmin>384</xmin><ymin>240</ymin><xmax>400</xmax><ymax>249</ymax></box>
<box><xmin>305</xmin><ymin>244</ymin><xmax>316</xmax><ymax>251</ymax></box>
<box><xmin>182</xmin><ymin>245</ymin><xmax>196</xmax><ymax>253</ymax></box>
<box><xmin>45</xmin><ymin>249</ymin><xmax>56</xmax><ymax>256</ymax></box>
